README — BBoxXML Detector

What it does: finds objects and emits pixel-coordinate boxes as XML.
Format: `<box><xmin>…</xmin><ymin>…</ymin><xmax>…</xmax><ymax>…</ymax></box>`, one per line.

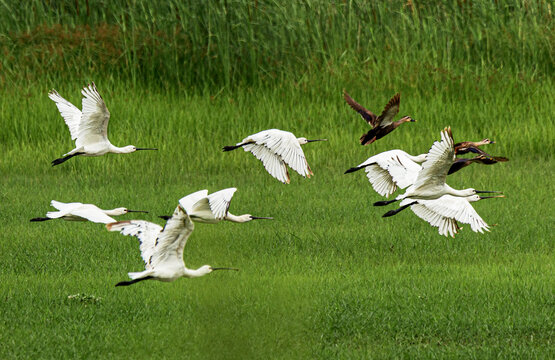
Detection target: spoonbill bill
<box><xmin>107</xmin><ymin>205</ymin><xmax>238</xmax><ymax>286</ymax></box>
<box><xmin>49</xmin><ymin>82</ymin><xmax>157</xmax><ymax>166</ymax></box>
<box><xmin>373</xmin><ymin>127</ymin><xmax>502</xmax><ymax>207</ymax></box>
<box><xmin>382</xmin><ymin>194</ymin><xmax>504</xmax><ymax>237</ymax></box>
<box><xmin>343</xmin><ymin>91</ymin><xmax>415</xmax><ymax>145</ymax></box>
<box><xmin>30</xmin><ymin>200</ymin><xmax>148</xmax><ymax>224</ymax></box>
<box><xmin>161</xmin><ymin>188</ymin><xmax>273</xmax><ymax>223</ymax></box>
<box><xmin>223</xmin><ymin>129</ymin><xmax>327</xmax><ymax>184</ymax></box>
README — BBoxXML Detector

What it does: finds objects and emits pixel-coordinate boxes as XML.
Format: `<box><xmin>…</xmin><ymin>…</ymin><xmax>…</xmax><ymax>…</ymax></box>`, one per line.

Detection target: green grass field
<box><xmin>1</xmin><ymin>1</ymin><xmax>554</xmax><ymax>359</ymax></box>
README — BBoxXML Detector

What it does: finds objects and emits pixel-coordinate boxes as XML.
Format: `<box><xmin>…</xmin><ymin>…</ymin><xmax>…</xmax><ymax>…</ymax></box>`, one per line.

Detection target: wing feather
<box><xmin>107</xmin><ymin>220</ymin><xmax>163</xmax><ymax>269</ymax></box>
<box><xmin>77</xmin><ymin>82</ymin><xmax>111</xmax><ymax>147</ymax></box>
<box><xmin>376</xmin><ymin>93</ymin><xmax>400</xmax><ymax>127</ymax></box>
<box><xmin>48</xmin><ymin>90</ymin><xmax>82</xmax><ymax>140</ymax></box>
<box><xmin>413</xmin><ymin>127</ymin><xmax>454</xmax><ymax>190</ymax></box>
<box><xmin>343</xmin><ymin>91</ymin><xmax>378</xmax><ymax>126</ymax></box>
<box><xmin>207</xmin><ymin>188</ymin><xmax>237</xmax><ymax>220</ymax></box>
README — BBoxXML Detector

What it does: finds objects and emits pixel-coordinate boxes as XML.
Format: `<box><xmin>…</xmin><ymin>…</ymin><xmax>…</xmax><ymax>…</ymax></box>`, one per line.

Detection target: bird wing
<box><xmin>178</xmin><ymin>190</ymin><xmax>209</xmax><ymax>214</ymax></box>
<box><xmin>413</xmin><ymin>127</ymin><xmax>455</xmax><ymax>190</ymax></box>
<box><xmin>207</xmin><ymin>188</ymin><xmax>237</xmax><ymax>220</ymax></box>
<box><xmin>343</xmin><ymin>91</ymin><xmax>378</xmax><ymax>126</ymax></box>
<box><xmin>69</xmin><ymin>206</ymin><xmax>117</xmax><ymax>224</ymax></box>
<box><xmin>106</xmin><ymin>220</ymin><xmax>163</xmax><ymax>269</ymax></box>
<box><xmin>50</xmin><ymin>200</ymin><xmax>83</xmax><ymax>211</ymax></box>
<box><xmin>416</xmin><ymin>195</ymin><xmax>490</xmax><ymax>233</ymax></box>
<box><xmin>76</xmin><ymin>82</ymin><xmax>111</xmax><ymax>147</ymax></box>
<box><xmin>408</xmin><ymin>202</ymin><xmax>461</xmax><ymax>237</ymax></box>
<box><xmin>384</xmin><ymin>153</ymin><xmax>422</xmax><ymax>189</ymax></box>
<box><xmin>48</xmin><ymin>90</ymin><xmax>82</xmax><ymax>140</ymax></box>
<box><xmin>242</xmin><ymin>130</ymin><xmax>298</xmax><ymax>184</ymax></box>
<box><xmin>376</xmin><ymin>93</ymin><xmax>400</xmax><ymax>127</ymax></box>
<box><xmin>150</xmin><ymin>205</ymin><xmax>195</xmax><ymax>269</ymax></box>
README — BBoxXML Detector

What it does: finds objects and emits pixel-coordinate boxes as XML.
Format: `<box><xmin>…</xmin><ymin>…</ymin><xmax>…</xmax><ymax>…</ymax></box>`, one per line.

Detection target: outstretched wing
<box><xmin>107</xmin><ymin>220</ymin><xmax>163</xmax><ymax>269</ymax></box>
<box><xmin>408</xmin><ymin>202</ymin><xmax>461</xmax><ymax>237</ymax></box>
<box><xmin>50</xmin><ymin>200</ymin><xmax>83</xmax><ymax>211</ymax></box>
<box><xmin>76</xmin><ymin>82</ymin><xmax>111</xmax><ymax>147</ymax></box>
<box><xmin>69</xmin><ymin>207</ymin><xmax>117</xmax><ymax>224</ymax></box>
<box><xmin>48</xmin><ymin>90</ymin><xmax>82</xmax><ymax>140</ymax></box>
<box><xmin>150</xmin><ymin>205</ymin><xmax>195</xmax><ymax>269</ymax></box>
<box><xmin>417</xmin><ymin>195</ymin><xmax>490</xmax><ymax>233</ymax></box>
<box><xmin>178</xmin><ymin>190</ymin><xmax>209</xmax><ymax>214</ymax></box>
<box><xmin>413</xmin><ymin>127</ymin><xmax>455</xmax><ymax>190</ymax></box>
<box><xmin>376</xmin><ymin>93</ymin><xmax>400</xmax><ymax>127</ymax></box>
<box><xmin>242</xmin><ymin>130</ymin><xmax>311</xmax><ymax>183</ymax></box>
<box><xmin>343</xmin><ymin>91</ymin><xmax>378</xmax><ymax>126</ymax></box>
<box><xmin>207</xmin><ymin>188</ymin><xmax>237</xmax><ymax>220</ymax></box>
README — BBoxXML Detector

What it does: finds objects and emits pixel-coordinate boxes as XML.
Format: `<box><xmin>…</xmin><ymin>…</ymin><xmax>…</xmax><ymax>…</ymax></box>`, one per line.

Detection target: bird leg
<box><xmin>51</xmin><ymin>152</ymin><xmax>85</xmax><ymax>166</ymax></box>
<box><xmin>382</xmin><ymin>201</ymin><xmax>418</xmax><ymax>217</ymax></box>
<box><xmin>115</xmin><ymin>276</ymin><xmax>154</xmax><ymax>287</ymax></box>
<box><xmin>373</xmin><ymin>199</ymin><xmax>399</xmax><ymax>206</ymax></box>
<box><xmin>222</xmin><ymin>141</ymin><xmax>255</xmax><ymax>152</ymax></box>
<box><xmin>30</xmin><ymin>217</ymin><xmax>53</xmax><ymax>222</ymax></box>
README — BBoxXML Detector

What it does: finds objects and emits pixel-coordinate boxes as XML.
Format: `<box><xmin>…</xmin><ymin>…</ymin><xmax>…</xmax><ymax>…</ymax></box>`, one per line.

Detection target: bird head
<box><xmin>401</xmin><ymin>116</ymin><xmax>416</xmax><ymax>123</ymax></box>
<box><xmin>297</xmin><ymin>137</ymin><xmax>328</xmax><ymax>145</ymax></box>
<box><xmin>481</xmin><ymin>138</ymin><xmax>495</xmax><ymax>145</ymax></box>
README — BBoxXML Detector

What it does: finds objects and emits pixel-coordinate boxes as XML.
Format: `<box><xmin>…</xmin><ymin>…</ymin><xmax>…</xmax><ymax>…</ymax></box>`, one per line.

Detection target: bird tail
<box><xmin>360</xmin><ymin>129</ymin><xmax>377</xmax><ymax>145</ymax></box>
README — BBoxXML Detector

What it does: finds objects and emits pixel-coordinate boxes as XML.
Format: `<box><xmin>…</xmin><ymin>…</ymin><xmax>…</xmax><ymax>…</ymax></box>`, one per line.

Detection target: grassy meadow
<box><xmin>0</xmin><ymin>1</ymin><xmax>554</xmax><ymax>359</ymax></box>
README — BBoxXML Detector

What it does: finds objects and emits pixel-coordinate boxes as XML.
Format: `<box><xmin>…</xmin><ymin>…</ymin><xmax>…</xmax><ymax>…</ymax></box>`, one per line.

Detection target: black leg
<box><xmin>382</xmin><ymin>201</ymin><xmax>418</xmax><ymax>217</ymax></box>
<box><xmin>374</xmin><ymin>199</ymin><xmax>399</xmax><ymax>206</ymax></box>
<box><xmin>115</xmin><ymin>276</ymin><xmax>153</xmax><ymax>287</ymax></box>
<box><xmin>30</xmin><ymin>217</ymin><xmax>52</xmax><ymax>222</ymax></box>
<box><xmin>51</xmin><ymin>152</ymin><xmax>85</xmax><ymax>166</ymax></box>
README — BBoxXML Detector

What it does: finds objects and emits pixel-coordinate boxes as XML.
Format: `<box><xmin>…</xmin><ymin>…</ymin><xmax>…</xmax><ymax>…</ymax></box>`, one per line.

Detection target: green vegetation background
<box><xmin>0</xmin><ymin>1</ymin><xmax>553</xmax><ymax>359</ymax></box>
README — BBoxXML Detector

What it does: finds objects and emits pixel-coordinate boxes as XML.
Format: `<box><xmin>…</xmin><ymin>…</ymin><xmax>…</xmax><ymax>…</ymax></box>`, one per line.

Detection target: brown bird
<box><xmin>448</xmin><ymin>154</ymin><xmax>509</xmax><ymax>175</ymax></box>
<box><xmin>343</xmin><ymin>91</ymin><xmax>416</xmax><ymax>145</ymax></box>
<box><xmin>454</xmin><ymin>138</ymin><xmax>495</xmax><ymax>155</ymax></box>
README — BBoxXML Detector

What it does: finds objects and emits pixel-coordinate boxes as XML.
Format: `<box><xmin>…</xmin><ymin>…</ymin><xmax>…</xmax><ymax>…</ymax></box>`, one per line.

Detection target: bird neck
<box><xmin>224</xmin><ymin>213</ymin><xmax>251</xmax><ymax>223</ymax></box>
<box><xmin>407</xmin><ymin>154</ymin><xmax>427</xmax><ymax>163</ymax></box>
<box><xmin>110</xmin><ymin>144</ymin><xmax>133</xmax><ymax>154</ymax></box>
<box><xmin>183</xmin><ymin>267</ymin><xmax>211</xmax><ymax>278</ymax></box>
<box><xmin>445</xmin><ymin>185</ymin><xmax>475</xmax><ymax>197</ymax></box>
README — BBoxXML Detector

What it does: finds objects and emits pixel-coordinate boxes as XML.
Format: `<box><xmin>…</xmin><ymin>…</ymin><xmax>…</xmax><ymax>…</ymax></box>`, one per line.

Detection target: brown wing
<box><xmin>343</xmin><ymin>91</ymin><xmax>378</xmax><ymax>126</ymax></box>
<box><xmin>376</xmin><ymin>93</ymin><xmax>401</xmax><ymax>127</ymax></box>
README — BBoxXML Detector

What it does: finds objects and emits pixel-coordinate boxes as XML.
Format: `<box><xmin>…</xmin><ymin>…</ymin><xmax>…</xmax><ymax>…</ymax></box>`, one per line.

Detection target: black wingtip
<box><xmin>223</xmin><ymin>145</ymin><xmax>240</xmax><ymax>152</ymax></box>
<box><xmin>158</xmin><ymin>215</ymin><xmax>171</xmax><ymax>221</ymax></box>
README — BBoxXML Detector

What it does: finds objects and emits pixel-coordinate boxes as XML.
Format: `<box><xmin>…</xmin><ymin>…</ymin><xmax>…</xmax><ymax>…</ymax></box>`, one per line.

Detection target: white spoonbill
<box><xmin>107</xmin><ymin>205</ymin><xmax>239</xmax><ymax>287</ymax></box>
<box><xmin>382</xmin><ymin>194</ymin><xmax>504</xmax><ymax>237</ymax></box>
<box><xmin>30</xmin><ymin>200</ymin><xmax>148</xmax><ymax>224</ymax></box>
<box><xmin>49</xmin><ymin>82</ymin><xmax>157</xmax><ymax>166</ymax></box>
<box><xmin>161</xmin><ymin>188</ymin><xmax>273</xmax><ymax>223</ymax></box>
<box><xmin>223</xmin><ymin>129</ymin><xmax>327</xmax><ymax>184</ymax></box>
<box><xmin>374</xmin><ymin>127</ymin><xmax>501</xmax><ymax>207</ymax></box>
<box><xmin>344</xmin><ymin>150</ymin><xmax>427</xmax><ymax>197</ymax></box>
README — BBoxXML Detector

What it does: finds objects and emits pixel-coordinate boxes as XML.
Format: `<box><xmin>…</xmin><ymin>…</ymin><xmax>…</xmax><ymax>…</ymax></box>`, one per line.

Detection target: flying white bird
<box><xmin>161</xmin><ymin>188</ymin><xmax>273</xmax><ymax>223</ymax></box>
<box><xmin>223</xmin><ymin>129</ymin><xmax>327</xmax><ymax>184</ymax></box>
<box><xmin>49</xmin><ymin>82</ymin><xmax>157</xmax><ymax>166</ymax></box>
<box><xmin>374</xmin><ymin>127</ymin><xmax>501</xmax><ymax>208</ymax></box>
<box><xmin>30</xmin><ymin>200</ymin><xmax>148</xmax><ymax>224</ymax></box>
<box><xmin>107</xmin><ymin>205</ymin><xmax>238</xmax><ymax>287</ymax></box>
<box><xmin>344</xmin><ymin>150</ymin><xmax>427</xmax><ymax>197</ymax></box>
<box><xmin>382</xmin><ymin>194</ymin><xmax>504</xmax><ymax>237</ymax></box>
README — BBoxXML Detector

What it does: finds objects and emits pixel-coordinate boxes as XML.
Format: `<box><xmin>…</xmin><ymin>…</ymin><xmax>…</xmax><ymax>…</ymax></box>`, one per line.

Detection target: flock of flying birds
<box><xmin>31</xmin><ymin>83</ymin><xmax>508</xmax><ymax>286</ymax></box>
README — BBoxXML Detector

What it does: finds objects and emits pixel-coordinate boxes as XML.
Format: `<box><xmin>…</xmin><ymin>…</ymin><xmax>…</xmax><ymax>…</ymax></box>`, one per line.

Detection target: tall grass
<box><xmin>0</xmin><ymin>0</ymin><xmax>552</xmax><ymax>90</ymax></box>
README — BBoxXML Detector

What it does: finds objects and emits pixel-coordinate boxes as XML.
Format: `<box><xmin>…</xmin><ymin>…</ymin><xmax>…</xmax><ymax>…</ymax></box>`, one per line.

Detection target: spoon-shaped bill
<box><xmin>479</xmin><ymin>195</ymin><xmax>505</xmax><ymax>199</ymax></box>
<box><xmin>306</xmin><ymin>139</ymin><xmax>328</xmax><ymax>143</ymax></box>
<box><xmin>249</xmin><ymin>216</ymin><xmax>274</xmax><ymax>220</ymax></box>
<box><xmin>127</xmin><ymin>209</ymin><xmax>149</xmax><ymax>213</ymax></box>
<box><xmin>135</xmin><ymin>147</ymin><xmax>158</xmax><ymax>151</ymax></box>
<box><xmin>476</xmin><ymin>190</ymin><xmax>503</xmax><ymax>194</ymax></box>
<box><xmin>211</xmin><ymin>267</ymin><xmax>240</xmax><ymax>271</ymax></box>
